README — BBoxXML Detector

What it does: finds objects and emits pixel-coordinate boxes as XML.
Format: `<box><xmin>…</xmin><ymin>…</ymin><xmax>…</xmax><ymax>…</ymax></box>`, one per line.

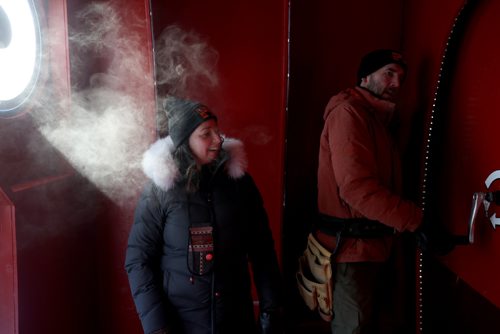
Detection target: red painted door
<box><xmin>419</xmin><ymin>0</ymin><xmax>500</xmax><ymax>332</ymax></box>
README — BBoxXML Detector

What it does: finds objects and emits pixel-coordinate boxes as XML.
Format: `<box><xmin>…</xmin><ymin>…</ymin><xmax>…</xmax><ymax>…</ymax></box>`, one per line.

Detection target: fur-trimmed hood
<box><xmin>141</xmin><ymin>136</ymin><xmax>248</xmax><ymax>191</ymax></box>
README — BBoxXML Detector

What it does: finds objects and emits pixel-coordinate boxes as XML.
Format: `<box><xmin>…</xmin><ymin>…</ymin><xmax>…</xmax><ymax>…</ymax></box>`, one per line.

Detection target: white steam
<box><xmin>36</xmin><ymin>2</ymin><xmax>152</xmax><ymax>204</ymax></box>
<box><xmin>30</xmin><ymin>2</ymin><xmax>220</xmax><ymax>205</ymax></box>
<box><xmin>154</xmin><ymin>25</ymin><xmax>219</xmax><ymax>100</ymax></box>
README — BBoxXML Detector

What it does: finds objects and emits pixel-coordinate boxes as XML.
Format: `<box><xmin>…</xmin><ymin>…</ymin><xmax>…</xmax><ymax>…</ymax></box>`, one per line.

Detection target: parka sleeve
<box><xmin>124</xmin><ymin>184</ymin><xmax>170</xmax><ymax>334</ymax></box>
<box><xmin>328</xmin><ymin>104</ymin><xmax>422</xmax><ymax>232</ymax></box>
<box><xmin>242</xmin><ymin>174</ymin><xmax>282</xmax><ymax>313</ymax></box>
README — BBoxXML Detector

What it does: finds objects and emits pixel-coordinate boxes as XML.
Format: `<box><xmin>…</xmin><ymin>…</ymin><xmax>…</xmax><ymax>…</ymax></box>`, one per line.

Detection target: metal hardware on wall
<box><xmin>453</xmin><ymin>169</ymin><xmax>500</xmax><ymax>245</ymax></box>
<box><xmin>465</xmin><ymin>171</ymin><xmax>500</xmax><ymax>242</ymax></box>
<box><xmin>466</xmin><ymin>192</ymin><xmax>485</xmax><ymax>244</ymax></box>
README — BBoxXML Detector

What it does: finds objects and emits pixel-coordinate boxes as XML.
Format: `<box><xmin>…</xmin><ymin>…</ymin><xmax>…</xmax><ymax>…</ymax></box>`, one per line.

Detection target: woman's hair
<box><xmin>172</xmin><ymin>143</ymin><xmax>200</xmax><ymax>192</ymax></box>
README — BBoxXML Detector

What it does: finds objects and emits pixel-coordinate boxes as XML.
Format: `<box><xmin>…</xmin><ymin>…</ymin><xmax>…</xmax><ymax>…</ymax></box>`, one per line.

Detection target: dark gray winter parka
<box><xmin>125</xmin><ymin>136</ymin><xmax>281</xmax><ymax>334</ymax></box>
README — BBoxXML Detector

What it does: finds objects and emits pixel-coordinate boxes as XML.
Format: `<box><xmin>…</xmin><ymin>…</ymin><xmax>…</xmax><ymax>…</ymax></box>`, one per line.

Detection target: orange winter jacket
<box><xmin>316</xmin><ymin>86</ymin><xmax>422</xmax><ymax>262</ymax></box>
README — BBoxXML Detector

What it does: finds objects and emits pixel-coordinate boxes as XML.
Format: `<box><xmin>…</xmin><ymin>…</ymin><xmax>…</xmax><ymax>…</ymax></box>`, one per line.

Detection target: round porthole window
<box><xmin>0</xmin><ymin>0</ymin><xmax>41</xmax><ymax>116</ymax></box>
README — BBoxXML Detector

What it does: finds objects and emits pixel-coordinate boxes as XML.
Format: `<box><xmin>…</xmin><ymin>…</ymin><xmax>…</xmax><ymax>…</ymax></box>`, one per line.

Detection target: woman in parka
<box><xmin>125</xmin><ymin>97</ymin><xmax>282</xmax><ymax>334</ymax></box>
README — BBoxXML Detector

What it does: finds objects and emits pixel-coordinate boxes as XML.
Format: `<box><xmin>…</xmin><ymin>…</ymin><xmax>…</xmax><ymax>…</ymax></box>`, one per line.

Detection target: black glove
<box><xmin>415</xmin><ymin>223</ymin><xmax>455</xmax><ymax>256</ymax></box>
<box><xmin>258</xmin><ymin>311</ymin><xmax>283</xmax><ymax>334</ymax></box>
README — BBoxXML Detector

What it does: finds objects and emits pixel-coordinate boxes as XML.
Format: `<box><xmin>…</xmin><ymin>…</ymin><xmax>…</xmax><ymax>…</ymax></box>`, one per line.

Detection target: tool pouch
<box><xmin>296</xmin><ymin>233</ymin><xmax>333</xmax><ymax>321</ymax></box>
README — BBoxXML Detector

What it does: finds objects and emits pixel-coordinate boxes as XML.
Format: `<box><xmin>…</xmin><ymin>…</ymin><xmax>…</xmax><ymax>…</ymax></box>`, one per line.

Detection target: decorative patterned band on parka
<box><xmin>188</xmin><ymin>225</ymin><xmax>215</xmax><ymax>276</ymax></box>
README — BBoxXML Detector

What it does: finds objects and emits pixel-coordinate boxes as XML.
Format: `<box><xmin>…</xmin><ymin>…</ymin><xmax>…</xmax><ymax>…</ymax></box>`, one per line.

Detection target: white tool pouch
<box><xmin>296</xmin><ymin>233</ymin><xmax>333</xmax><ymax>321</ymax></box>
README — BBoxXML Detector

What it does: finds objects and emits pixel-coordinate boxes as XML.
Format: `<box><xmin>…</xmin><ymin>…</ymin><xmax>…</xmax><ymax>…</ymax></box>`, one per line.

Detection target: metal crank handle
<box><xmin>465</xmin><ymin>192</ymin><xmax>486</xmax><ymax>244</ymax></box>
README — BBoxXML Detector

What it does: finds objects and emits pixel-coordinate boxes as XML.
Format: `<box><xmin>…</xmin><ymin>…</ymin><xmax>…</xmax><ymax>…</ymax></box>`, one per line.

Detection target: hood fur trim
<box><xmin>141</xmin><ymin>136</ymin><xmax>248</xmax><ymax>191</ymax></box>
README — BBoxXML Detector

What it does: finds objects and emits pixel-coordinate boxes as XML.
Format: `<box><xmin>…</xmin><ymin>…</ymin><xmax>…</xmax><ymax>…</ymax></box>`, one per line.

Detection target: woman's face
<box><xmin>188</xmin><ymin>119</ymin><xmax>223</xmax><ymax>166</ymax></box>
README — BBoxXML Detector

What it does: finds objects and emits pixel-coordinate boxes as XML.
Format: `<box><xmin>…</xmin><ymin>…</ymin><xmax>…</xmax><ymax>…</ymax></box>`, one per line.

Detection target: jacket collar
<box><xmin>141</xmin><ymin>136</ymin><xmax>248</xmax><ymax>191</ymax></box>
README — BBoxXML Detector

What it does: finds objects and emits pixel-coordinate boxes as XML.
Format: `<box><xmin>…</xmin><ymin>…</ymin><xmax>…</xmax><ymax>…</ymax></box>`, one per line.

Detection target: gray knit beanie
<box><xmin>164</xmin><ymin>96</ymin><xmax>217</xmax><ymax>149</ymax></box>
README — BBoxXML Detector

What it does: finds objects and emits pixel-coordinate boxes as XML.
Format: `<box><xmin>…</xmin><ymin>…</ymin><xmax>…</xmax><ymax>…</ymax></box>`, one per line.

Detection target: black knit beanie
<box><xmin>357</xmin><ymin>49</ymin><xmax>407</xmax><ymax>85</ymax></box>
<box><xmin>164</xmin><ymin>96</ymin><xmax>217</xmax><ymax>149</ymax></box>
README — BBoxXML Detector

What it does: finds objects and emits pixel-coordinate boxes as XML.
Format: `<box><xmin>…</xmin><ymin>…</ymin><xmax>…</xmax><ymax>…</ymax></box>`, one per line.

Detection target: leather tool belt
<box><xmin>315</xmin><ymin>214</ymin><xmax>395</xmax><ymax>238</ymax></box>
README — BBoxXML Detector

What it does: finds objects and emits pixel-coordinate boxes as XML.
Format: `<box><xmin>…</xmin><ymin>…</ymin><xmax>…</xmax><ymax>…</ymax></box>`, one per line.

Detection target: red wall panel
<box><xmin>6</xmin><ymin>0</ymin><xmax>500</xmax><ymax>333</ymax></box>
<box><xmin>0</xmin><ymin>189</ymin><xmax>18</xmax><ymax>334</ymax></box>
<box><xmin>1</xmin><ymin>0</ymin><xmax>156</xmax><ymax>333</ymax></box>
<box><xmin>402</xmin><ymin>0</ymin><xmax>500</xmax><ymax>331</ymax></box>
<box><xmin>64</xmin><ymin>0</ymin><xmax>157</xmax><ymax>333</ymax></box>
<box><xmin>284</xmin><ymin>0</ymin><xmax>407</xmax><ymax>331</ymax></box>
<box><xmin>150</xmin><ymin>0</ymin><xmax>289</xmax><ymax>263</ymax></box>
<box><xmin>435</xmin><ymin>0</ymin><xmax>500</xmax><ymax>307</ymax></box>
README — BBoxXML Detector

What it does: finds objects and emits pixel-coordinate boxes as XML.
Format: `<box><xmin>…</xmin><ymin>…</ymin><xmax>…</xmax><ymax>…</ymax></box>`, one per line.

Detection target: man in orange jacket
<box><xmin>316</xmin><ymin>49</ymin><xmax>422</xmax><ymax>334</ymax></box>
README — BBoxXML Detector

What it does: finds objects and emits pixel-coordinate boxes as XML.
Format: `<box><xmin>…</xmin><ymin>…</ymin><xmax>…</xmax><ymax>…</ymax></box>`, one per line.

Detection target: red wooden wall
<box><xmin>150</xmin><ymin>1</ymin><xmax>289</xmax><ymax>265</ymax></box>
<box><xmin>1</xmin><ymin>0</ymin><xmax>156</xmax><ymax>333</ymax></box>
<box><xmin>0</xmin><ymin>189</ymin><xmax>17</xmax><ymax>334</ymax></box>
<box><xmin>286</xmin><ymin>0</ymin><xmax>500</xmax><ymax>332</ymax></box>
<box><xmin>284</xmin><ymin>1</ymin><xmax>409</xmax><ymax>332</ymax></box>
<box><xmin>2</xmin><ymin>0</ymin><xmax>288</xmax><ymax>333</ymax></box>
<box><xmin>402</xmin><ymin>0</ymin><xmax>500</xmax><ymax>332</ymax></box>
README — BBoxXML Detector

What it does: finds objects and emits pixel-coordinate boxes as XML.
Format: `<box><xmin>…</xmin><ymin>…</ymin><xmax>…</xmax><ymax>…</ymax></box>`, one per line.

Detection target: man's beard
<box><xmin>365</xmin><ymin>81</ymin><xmax>398</xmax><ymax>102</ymax></box>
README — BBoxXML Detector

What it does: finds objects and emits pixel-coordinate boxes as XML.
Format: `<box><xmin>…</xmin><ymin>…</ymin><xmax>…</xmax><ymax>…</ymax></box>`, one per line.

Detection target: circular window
<box><xmin>0</xmin><ymin>0</ymin><xmax>41</xmax><ymax>116</ymax></box>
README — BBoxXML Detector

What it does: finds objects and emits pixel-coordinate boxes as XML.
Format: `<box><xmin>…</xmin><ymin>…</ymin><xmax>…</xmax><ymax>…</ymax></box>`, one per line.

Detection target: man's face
<box><xmin>360</xmin><ymin>63</ymin><xmax>405</xmax><ymax>102</ymax></box>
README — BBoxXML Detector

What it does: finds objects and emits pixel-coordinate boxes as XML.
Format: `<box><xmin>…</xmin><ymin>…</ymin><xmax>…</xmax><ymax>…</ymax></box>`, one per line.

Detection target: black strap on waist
<box><xmin>314</xmin><ymin>214</ymin><xmax>395</xmax><ymax>238</ymax></box>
